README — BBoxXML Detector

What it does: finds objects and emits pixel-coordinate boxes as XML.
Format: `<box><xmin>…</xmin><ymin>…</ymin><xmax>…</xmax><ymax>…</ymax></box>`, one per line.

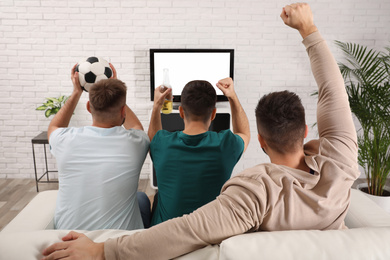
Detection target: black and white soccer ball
<box><xmin>75</xmin><ymin>57</ymin><xmax>113</xmax><ymax>92</ymax></box>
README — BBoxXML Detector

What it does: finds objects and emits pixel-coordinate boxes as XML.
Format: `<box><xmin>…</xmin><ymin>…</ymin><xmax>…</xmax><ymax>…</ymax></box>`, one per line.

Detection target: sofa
<box><xmin>1</xmin><ymin>188</ymin><xmax>390</xmax><ymax>260</ymax></box>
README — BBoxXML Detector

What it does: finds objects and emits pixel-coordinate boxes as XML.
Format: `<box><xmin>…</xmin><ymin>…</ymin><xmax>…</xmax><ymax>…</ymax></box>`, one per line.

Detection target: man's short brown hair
<box><xmin>181</xmin><ymin>80</ymin><xmax>217</xmax><ymax>123</ymax></box>
<box><xmin>89</xmin><ymin>78</ymin><xmax>127</xmax><ymax>116</ymax></box>
<box><xmin>255</xmin><ymin>90</ymin><xmax>306</xmax><ymax>154</ymax></box>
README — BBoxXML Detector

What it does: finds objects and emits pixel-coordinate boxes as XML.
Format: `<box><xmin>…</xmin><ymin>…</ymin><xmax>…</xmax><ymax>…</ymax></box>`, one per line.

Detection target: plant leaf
<box><xmin>36</xmin><ymin>105</ymin><xmax>47</xmax><ymax>111</ymax></box>
<box><xmin>44</xmin><ymin>109</ymin><xmax>52</xmax><ymax>118</ymax></box>
<box><xmin>52</xmin><ymin>107</ymin><xmax>60</xmax><ymax>114</ymax></box>
<box><xmin>334</xmin><ymin>40</ymin><xmax>390</xmax><ymax>195</ymax></box>
<box><xmin>46</xmin><ymin>97</ymin><xmax>59</xmax><ymax>103</ymax></box>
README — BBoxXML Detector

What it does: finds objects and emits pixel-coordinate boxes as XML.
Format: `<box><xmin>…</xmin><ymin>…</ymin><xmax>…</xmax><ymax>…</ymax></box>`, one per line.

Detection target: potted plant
<box><xmin>336</xmin><ymin>41</ymin><xmax>390</xmax><ymax>201</ymax></box>
<box><xmin>36</xmin><ymin>95</ymin><xmax>70</xmax><ymax>118</ymax></box>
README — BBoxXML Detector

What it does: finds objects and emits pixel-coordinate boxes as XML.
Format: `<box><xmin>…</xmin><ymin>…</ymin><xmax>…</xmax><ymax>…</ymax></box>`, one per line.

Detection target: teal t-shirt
<box><xmin>150</xmin><ymin>129</ymin><xmax>244</xmax><ymax>226</ymax></box>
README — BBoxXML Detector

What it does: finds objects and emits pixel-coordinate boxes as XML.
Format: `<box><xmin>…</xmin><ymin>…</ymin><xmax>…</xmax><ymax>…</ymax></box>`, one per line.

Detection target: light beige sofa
<box><xmin>1</xmin><ymin>189</ymin><xmax>390</xmax><ymax>259</ymax></box>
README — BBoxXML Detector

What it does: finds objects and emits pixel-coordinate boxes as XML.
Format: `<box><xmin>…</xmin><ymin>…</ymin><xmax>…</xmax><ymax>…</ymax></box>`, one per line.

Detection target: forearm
<box><xmin>123</xmin><ymin>105</ymin><xmax>143</xmax><ymax>130</ymax></box>
<box><xmin>104</xmin><ymin>183</ymin><xmax>264</xmax><ymax>260</ymax></box>
<box><xmin>304</xmin><ymin>32</ymin><xmax>357</xmax><ymax>152</ymax></box>
<box><xmin>229</xmin><ymin>94</ymin><xmax>250</xmax><ymax>151</ymax></box>
<box><xmin>47</xmin><ymin>91</ymin><xmax>82</xmax><ymax>138</ymax></box>
<box><xmin>148</xmin><ymin>105</ymin><xmax>162</xmax><ymax>141</ymax></box>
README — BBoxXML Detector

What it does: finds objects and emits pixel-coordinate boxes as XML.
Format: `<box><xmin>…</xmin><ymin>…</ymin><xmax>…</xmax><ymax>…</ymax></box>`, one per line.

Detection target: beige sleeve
<box><xmin>303</xmin><ymin>32</ymin><xmax>358</xmax><ymax>166</ymax></box>
<box><xmin>104</xmin><ymin>177</ymin><xmax>266</xmax><ymax>260</ymax></box>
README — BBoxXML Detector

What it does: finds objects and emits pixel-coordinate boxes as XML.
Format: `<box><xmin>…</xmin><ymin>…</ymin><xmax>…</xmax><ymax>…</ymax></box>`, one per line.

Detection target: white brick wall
<box><xmin>0</xmin><ymin>0</ymin><xmax>389</xmax><ymax>179</ymax></box>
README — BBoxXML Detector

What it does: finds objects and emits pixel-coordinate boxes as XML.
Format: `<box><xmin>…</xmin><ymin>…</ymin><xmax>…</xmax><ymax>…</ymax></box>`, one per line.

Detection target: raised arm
<box><xmin>122</xmin><ymin>105</ymin><xmax>143</xmax><ymax>130</ymax></box>
<box><xmin>148</xmin><ymin>86</ymin><xmax>172</xmax><ymax>141</ymax></box>
<box><xmin>47</xmin><ymin>64</ymin><xmax>83</xmax><ymax>140</ymax></box>
<box><xmin>281</xmin><ymin>3</ymin><xmax>357</xmax><ymax>159</ymax></box>
<box><xmin>216</xmin><ymin>78</ymin><xmax>250</xmax><ymax>152</ymax></box>
<box><xmin>108</xmin><ymin>63</ymin><xmax>143</xmax><ymax>131</ymax></box>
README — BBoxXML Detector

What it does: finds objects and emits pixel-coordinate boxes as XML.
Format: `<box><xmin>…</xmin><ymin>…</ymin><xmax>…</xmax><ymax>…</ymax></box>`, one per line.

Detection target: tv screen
<box><xmin>150</xmin><ymin>49</ymin><xmax>234</xmax><ymax>102</ymax></box>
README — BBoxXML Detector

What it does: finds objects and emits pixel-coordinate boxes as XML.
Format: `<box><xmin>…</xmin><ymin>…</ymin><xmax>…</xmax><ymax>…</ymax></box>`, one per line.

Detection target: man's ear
<box><xmin>258</xmin><ymin>134</ymin><xmax>267</xmax><ymax>148</ymax></box>
<box><xmin>210</xmin><ymin>108</ymin><xmax>217</xmax><ymax>121</ymax></box>
<box><xmin>86</xmin><ymin>101</ymin><xmax>91</xmax><ymax>114</ymax></box>
<box><xmin>304</xmin><ymin>124</ymin><xmax>309</xmax><ymax>138</ymax></box>
<box><xmin>121</xmin><ymin>105</ymin><xmax>126</xmax><ymax>118</ymax></box>
<box><xmin>179</xmin><ymin>106</ymin><xmax>185</xmax><ymax>119</ymax></box>
<box><xmin>258</xmin><ymin>134</ymin><xmax>268</xmax><ymax>155</ymax></box>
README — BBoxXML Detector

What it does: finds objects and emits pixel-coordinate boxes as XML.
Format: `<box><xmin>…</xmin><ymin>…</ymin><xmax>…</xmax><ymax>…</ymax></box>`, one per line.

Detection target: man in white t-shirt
<box><xmin>48</xmin><ymin>64</ymin><xmax>150</xmax><ymax>230</ymax></box>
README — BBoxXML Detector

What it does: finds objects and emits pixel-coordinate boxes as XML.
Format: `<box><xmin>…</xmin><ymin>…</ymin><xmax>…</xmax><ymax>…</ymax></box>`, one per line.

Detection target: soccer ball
<box><xmin>75</xmin><ymin>57</ymin><xmax>113</xmax><ymax>92</ymax></box>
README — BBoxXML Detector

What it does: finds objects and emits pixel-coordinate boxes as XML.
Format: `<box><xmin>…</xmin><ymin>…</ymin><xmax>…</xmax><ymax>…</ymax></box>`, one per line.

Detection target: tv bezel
<box><xmin>150</xmin><ymin>49</ymin><xmax>234</xmax><ymax>102</ymax></box>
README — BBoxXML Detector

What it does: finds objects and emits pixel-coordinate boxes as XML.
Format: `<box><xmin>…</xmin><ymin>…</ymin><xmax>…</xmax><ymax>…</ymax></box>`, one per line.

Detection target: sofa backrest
<box><xmin>219</xmin><ymin>227</ymin><xmax>390</xmax><ymax>260</ymax></box>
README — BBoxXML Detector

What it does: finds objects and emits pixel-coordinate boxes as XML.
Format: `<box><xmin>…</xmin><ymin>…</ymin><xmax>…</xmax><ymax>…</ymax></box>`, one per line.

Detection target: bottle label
<box><xmin>162</xmin><ymin>100</ymin><xmax>173</xmax><ymax>114</ymax></box>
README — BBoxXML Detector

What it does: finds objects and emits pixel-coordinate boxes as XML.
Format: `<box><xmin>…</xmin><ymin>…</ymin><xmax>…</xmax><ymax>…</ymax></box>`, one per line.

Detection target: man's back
<box><xmin>50</xmin><ymin>126</ymin><xmax>149</xmax><ymax>230</ymax></box>
<box><xmin>226</xmin><ymin>31</ymin><xmax>360</xmax><ymax>232</ymax></box>
<box><xmin>150</xmin><ymin>129</ymin><xmax>244</xmax><ymax>225</ymax></box>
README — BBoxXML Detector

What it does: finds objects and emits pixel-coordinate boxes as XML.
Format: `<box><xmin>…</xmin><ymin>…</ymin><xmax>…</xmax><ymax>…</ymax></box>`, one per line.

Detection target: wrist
<box><xmin>153</xmin><ymin>102</ymin><xmax>162</xmax><ymax>111</ymax></box>
<box><xmin>228</xmin><ymin>93</ymin><xmax>239</xmax><ymax>103</ymax></box>
<box><xmin>299</xmin><ymin>25</ymin><xmax>318</xmax><ymax>39</ymax></box>
<box><xmin>72</xmin><ymin>88</ymin><xmax>83</xmax><ymax>98</ymax></box>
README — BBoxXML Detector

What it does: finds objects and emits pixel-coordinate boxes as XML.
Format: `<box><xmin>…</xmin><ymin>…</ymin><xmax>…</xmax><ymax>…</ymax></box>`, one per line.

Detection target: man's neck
<box><xmin>269</xmin><ymin>150</ymin><xmax>311</xmax><ymax>173</ymax></box>
<box><xmin>182</xmin><ymin>121</ymin><xmax>210</xmax><ymax>135</ymax></box>
<box><xmin>92</xmin><ymin>120</ymin><xmax>121</xmax><ymax>129</ymax></box>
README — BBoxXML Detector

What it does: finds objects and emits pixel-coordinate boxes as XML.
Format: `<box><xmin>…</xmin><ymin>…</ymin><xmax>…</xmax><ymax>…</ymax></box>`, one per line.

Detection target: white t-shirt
<box><xmin>49</xmin><ymin>126</ymin><xmax>150</xmax><ymax>231</ymax></box>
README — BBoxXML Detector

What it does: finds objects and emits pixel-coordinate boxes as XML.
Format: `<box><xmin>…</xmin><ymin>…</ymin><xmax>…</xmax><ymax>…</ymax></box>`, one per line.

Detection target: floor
<box><xmin>0</xmin><ymin>178</ymin><xmax>156</xmax><ymax>231</ymax></box>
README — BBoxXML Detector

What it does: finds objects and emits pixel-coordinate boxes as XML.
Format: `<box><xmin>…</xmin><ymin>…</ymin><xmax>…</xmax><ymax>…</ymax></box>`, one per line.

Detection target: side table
<box><xmin>31</xmin><ymin>131</ymin><xmax>58</xmax><ymax>192</ymax></box>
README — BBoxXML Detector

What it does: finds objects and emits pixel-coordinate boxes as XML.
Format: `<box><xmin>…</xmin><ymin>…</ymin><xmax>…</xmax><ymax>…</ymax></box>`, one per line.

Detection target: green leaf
<box><xmin>44</xmin><ymin>100</ymin><xmax>54</xmax><ymax>106</ymax></box>
<box><xmin>46</xmin><ymin>97</ymin><xmax>59</xmax><ymax>103</ymax></box>
<box><xmin>44</xmin><ymin>109</ymin><xmax>52</xmax><ymax>118</ymax></box>
<box><xmin>36</xmin><ymin>105</ymin><xmax>47</xmax><ymax>111</ymax></box>
<box><xmin>52</xmin><ymin>107</ymin><xmax>60</xmax><ymax>114</ymax></box>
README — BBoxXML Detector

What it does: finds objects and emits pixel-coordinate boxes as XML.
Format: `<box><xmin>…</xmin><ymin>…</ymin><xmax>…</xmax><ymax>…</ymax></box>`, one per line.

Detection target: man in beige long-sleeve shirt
<box><xmin>42</xmin><ymin>3</ymin><xmax>360</xmax><ymax>260</ymax></box>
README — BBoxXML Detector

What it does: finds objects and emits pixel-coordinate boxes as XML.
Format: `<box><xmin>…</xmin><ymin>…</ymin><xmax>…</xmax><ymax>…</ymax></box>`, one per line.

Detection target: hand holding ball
<box><xmin>75</xmin><ymin>57</ymin><xmax>113</xmax><ymax>92</ymax></box>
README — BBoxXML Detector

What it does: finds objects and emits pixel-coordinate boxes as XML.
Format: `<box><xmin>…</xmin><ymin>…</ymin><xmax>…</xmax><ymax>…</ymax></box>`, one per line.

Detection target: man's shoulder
<box><xmin>152</xmin><ymin>129</ymin><xmax>177</xmax><ymax>140</ymax></box>
<box><xmin>49</xmin><ymin>127</ymin><xmax>79</xmax><ymax>141</ymax></box>
<box><xmin>124</xmin><ymin>128</ymin><xmax>149</xmax><ymax>139</ymax></box>
<box><xmin>221</xmin><ymin>164</ymin><xmax>275</xmax><ymax>194</ymax></box>
<box><xmin>215</xmin><ymin>129</ymin><xmax>234</xmax><ymax>136</ymax></box>
<box><xmin>207</xmin><ymin>129</ymin><xmax>241</xmax><ymax>142</ymax></box>
<box><xmin>228</xmin><ymin>164</ymin><xmax>275</xmax><ymax>183</ymax></box>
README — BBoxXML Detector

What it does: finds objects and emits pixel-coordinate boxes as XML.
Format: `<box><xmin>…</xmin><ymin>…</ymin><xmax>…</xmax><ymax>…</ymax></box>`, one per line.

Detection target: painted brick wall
<box><xmin>0</xmin><ymin>0</ymin><xmax>389</xmax><ymax>179</ymax></box>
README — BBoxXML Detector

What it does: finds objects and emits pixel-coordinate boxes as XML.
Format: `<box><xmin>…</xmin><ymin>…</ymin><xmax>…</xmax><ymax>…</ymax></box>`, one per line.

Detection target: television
<box><xmin>150</xmin><ymin>49</ymin><xmax>234</xmax><ymax>102</ymax></box>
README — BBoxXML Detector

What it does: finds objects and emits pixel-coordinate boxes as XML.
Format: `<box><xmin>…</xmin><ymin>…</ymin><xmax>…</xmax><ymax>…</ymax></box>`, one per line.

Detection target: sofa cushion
<box><xmin>220</xmin><ymin>227</ymin><xmax>390</xmax><ymax>260</ymax></box>
<box><xmin>0</xmin><ymin>229</ymin><xmax>219</xmax><ymax>260</ymax></box>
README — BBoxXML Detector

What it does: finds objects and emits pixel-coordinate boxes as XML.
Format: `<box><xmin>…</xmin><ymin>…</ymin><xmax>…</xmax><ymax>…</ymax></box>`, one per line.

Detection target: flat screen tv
<box><xmin>150</xmin><ymin>49</ymin><xmax>234</xmax><ymax>102</ymax></box>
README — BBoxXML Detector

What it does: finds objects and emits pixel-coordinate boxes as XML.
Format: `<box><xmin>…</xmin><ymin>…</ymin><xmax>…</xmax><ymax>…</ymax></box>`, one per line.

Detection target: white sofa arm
<box><xmin>345</xmin><ymin>188</ymin><xmax>390</xmax><ymax>228</ymax></box>
<box><xmin>1</xmin><ymin>190</ymin><xmax>57</xmax><ymax>233</ymax></box>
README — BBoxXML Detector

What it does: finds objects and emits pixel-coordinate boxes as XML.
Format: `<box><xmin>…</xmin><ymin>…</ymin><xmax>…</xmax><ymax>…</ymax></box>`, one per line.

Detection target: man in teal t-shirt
<box><xmin>149</xmin><ymin>78</ymin><xmax>250</xmax><ymax>225</ymax></box>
